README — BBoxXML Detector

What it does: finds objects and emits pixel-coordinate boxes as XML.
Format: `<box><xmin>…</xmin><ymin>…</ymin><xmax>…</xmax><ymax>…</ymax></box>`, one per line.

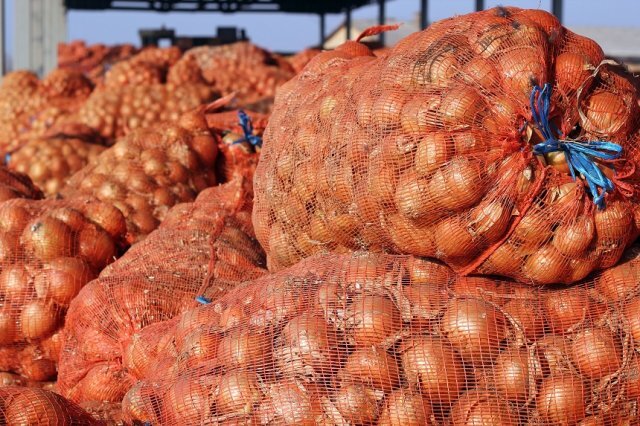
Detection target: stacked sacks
<box><xmin>97</xmin><ymin>249</ymin><xmax>640</xmax><ymax>425</ymax></box>
<box><xmin>57</xmin><ymin>180</ymin><xmax>266</xmax><ymax>405</ymax></box>
<box><xmin>0</xmin><ymin>387</ymin><xmax>99</xmax><ymax>424</ymax></box>
<box><xmin>0</xmin><ymin>197</ymin><xmax>126</xmax><ymax>382</ymax></box>
<box><xmin>60</xmin><ymin>107</ymin><xmax>219</xmax><ymax>242</ymax></box>
<box><xmin>253</xmin><ymin>7</ymin><xmax>640</xmax><ymax>284</ymax></box>
<box><xmin>0</xmin><ymin>167</ymin><xmax>44</xmax><ymax>202</ymax></box>
<box><xmin>100</xmin><ymin>46</ymin><xmax>182</xmax><ymax>88</ymax></box>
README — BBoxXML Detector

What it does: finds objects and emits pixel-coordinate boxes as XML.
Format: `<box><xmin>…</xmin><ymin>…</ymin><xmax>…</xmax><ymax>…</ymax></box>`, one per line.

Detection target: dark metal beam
<box><xmin>475</xmin><ymin>0</ymin><xmax>484</xmax><ymax>11</ymax></box>
<box><xmin>346</xmin><ymin>5</ymin><xmax>352</xmax><ymax>40</ymax></box>
<box><xmin>378</xmin><ymin>0</ymin><xmax>385</xmax><ymax>45</ymax></box>
<box><xmin>552</xmin><ymin>0</ymin><xmax>563</xmax><ymax>24</ymax></box>
<box><xmin>319</xmin><ymin>13</ymin><xmax>325</xmax><ymax>49</ymax></box>
<box><xmin>419</xmin><ymin>0</ymin><xmax>427</xmax><ymax>29</ymax></box>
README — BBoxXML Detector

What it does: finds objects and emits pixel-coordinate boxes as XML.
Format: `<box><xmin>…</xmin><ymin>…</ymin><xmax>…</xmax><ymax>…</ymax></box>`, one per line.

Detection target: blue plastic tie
<box><xmin>232</xmin><ymin>110</ymin><xmax>262</xmax><ymax>148</ymax></box>
<box><xmin>195</xmin><ymin>295</ymin><xmax>211</xmax><ymax>304</ymax></box>
<box><xmin>530</xmin><ymin>83</ymin><xmax>623</xmax><ymax>209</ymax></box>
<box><xmin>4</xmin><ymin>153</ymin><xmax>9</xmax><ymax>165</ymax></box>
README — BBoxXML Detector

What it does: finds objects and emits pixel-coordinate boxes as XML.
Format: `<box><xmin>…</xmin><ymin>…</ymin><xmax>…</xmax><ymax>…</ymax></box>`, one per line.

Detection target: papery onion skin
<box><xmin>333</xmin><ymin>383</ymin><xmax>380</xmax><ymax>424</ymax></box>
<box><xmin>570</xmin><ymin>327</ymin><xmax>622</xmax><ymax>380</ymax></box>
<box><xmin>537</xmin><ymin>374</ymin><xmax>586</xmax><ymax>425</ymax></box>
<box><xmin>349</xmin><ymin>295</ymin><xmax>401</xmax><ymax>347</ymax></box>
<box><xmin>339</xmin><ymin>347</ymin><xmax>400</xmax><ymax>392</ymax></box>
<box><xmin>448</xmin><ymin>389</ymin><xmax>516</xmax><ymax>426</ymax></box>
<box><xmin>377</xmin><ymin>389</ymin><xmax>433</xmax><ymax>426</ymax></box>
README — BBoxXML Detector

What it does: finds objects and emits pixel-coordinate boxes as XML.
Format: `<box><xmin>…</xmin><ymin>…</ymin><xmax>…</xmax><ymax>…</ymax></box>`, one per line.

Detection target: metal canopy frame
<box><xmin>64</xmin><ymin>0</ymin><xmax>378</xmax><ymax>14</ymax></box>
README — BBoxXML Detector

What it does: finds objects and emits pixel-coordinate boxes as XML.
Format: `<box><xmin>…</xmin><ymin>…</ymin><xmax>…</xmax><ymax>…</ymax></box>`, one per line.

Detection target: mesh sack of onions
<box><xmin>57</xmin><ymin>180</ymin><xmax>266</xmax><ymax>404</ymax></box>
<box><xmin>8</xmin><ymin>129</ymin><xmax>106</xmax><ymax>197</ymax></box>
<box><xmin>70</xmin><ymin>82</ymin><xmax>216</xmax><ymax>141</ymax></box>
<box><xmin>167</xmin><ymin>42</ymin><xmax>295</xmax><ymax>108</ymax></box>
<box><xmin>0</xmin><ymin>387</ymin><xmax>99</xmax><ymax>424</ymax></box>
<box><xmin>253</xmin><ymin>7</ymin><xmax>640</xmax><ymax>285</ymax></box>
<box><xmin>0</xmin><ymin>196</ymin><xmax>126</xmax><ymax>382</ymax></box>
<box><xmin>61</xmin><ymin>107</ymin><xmax>219</xmax><ymax>242</ymax></box>
<box><xmin>100</xmin><ymin>46</ymin><xmax>182</xmax><ymax>88</ymax></box>
<box><xmin>57</xmin><ymin>40</ymin><xmax>138</xmax><ymax>79</ymax></box>
<box><xmin>110</xmin><ymin>249</ymin><xmax>640</xmax><ymax>425</ymax></box>
<box><xmin>0</xmin><ymin>166</ymin><xmax>44</xmax><ymax>202</ymax></box>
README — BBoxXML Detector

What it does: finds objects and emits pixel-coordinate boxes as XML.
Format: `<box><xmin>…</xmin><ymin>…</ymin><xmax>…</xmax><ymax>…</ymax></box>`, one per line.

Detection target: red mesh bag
<box><xmin>100</xmin><ymin>46</ymin><xmax>182</xmax><ymax>88</ymax></box>
<box><xmin>0</xmin><ymin>197</ymin><xmax>126</xmax><ymax>381</ymax></box>
<box><xmin>57</xmin><ymin>180</ymin><xmax>266</xmax><ymax>404</ymax></box>
<box><xmin>0</xmin><ymin>387</ymin><xmax>99</xmax><ymax>424</ymax></box>
<box><xmin>0</xmin><ymin>166</ymin><xmax>44</xmax><ymax>202</ymax></box>
<box><xmin>8</xmin><ymin>129</ymin><xmax>106</xmax><ymax>197</ymax></box>
<box><xmin>61</xmin><ymin>108</ymin><xmax>219</xmax><ymax>242</ymax></box>
<box><xmin>167</xmin><ymin>42</ymin><xmax>295</xmax><ymax>107</ymax></box>
<box><xmin>286</xmin><ymin>48</ymin><xmax>322</xmax><ymax>74</ymax></box>
<box><xmin>58</xmin><ymin>40</ymin><xmax>139</xmax><ymax>81</ymax></box>
<box><xmin>253</xmin><ymin>7</ymin><xmax>640</xmax><ymax>285</ymax></box>
<box><xmin>109</xmin><ymin>248</ymin><xmax>640</xmax><ymax>425</ymax></box>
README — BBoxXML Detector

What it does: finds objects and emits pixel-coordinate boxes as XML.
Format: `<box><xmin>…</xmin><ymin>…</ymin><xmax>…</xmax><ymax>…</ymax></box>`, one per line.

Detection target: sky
<box><xmin>5</xmin><ymin>0</ymin><xmax>640</xmax><ymax>54</ymax></box>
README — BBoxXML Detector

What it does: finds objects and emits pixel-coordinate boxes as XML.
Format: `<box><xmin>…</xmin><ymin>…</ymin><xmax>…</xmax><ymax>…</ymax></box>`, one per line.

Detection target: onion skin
<box><xmin>23</xmin><ymin>217</ymin><xmax>74</xmax><ymax>261</ymax></box>
<box><xmin>164</xmin><ymin>374</ymin><xmax>215</xmax><ymax>424</ymax></box>
<box><xmin>552</xmin><ymin>216</ymin><xmax>594</xmax><ymax>257</ymax></box>
<box><xmin>544</xmin><ymin>289</ymin><xmax>591</xmax><ymax>333</ymax></box>
<box><xmin>441</xmin><ymin>298</ymin><xmax>507</xmax><ymax>366</ymax></box>
<box><xmin>216</xmin><ymin>370</ymin><xmax>262</xmax><ymax>415</ymax></box>
<box><xmin>522</xmin><ymin>245</ymin><xmax>567</xmax><ymax>284</ymax></box>
<box><xmin>265</xmin><ymin>381</ymin><xmax>321</xmax><ymax>426</ymax></box>
<box><xmin>20</xmin><ymin>301</ymin><xmax>60</xmax><ymax>340</ymax></box>
<box><xmin>503</xmin><ymin>298</ymin><xmax>546</xmax><ymax>340</ymax></box>
<box><xmin>570</xmin><ymin>327</ymin><xmax>622</xmax><ymax>380</ymax></box>
<box><xmin>217</xmin><ymin>329</ymin><xmax>272</xmax><ymax>369</ymax></box>
<box><xmin>537</xmin><ymin>374</ymin><xmax>586</xmax><ymax>425</ymax></box>
<box><xmin>582</xmin><ymin>91</ymin><xmax>630</xmax><ymax>136</ymax></box>
<box><xmin>0</xmin><ymin>310</ymin><xmax>17</xmax><ymax>344</ymax></box>
<box><xmin>400</xmin><ymin>336</ymin><xmax>466</xmax><ymax>403</ymax></box>
<box><xmin>122</xmin><ymin>380</ymin><xmax>161</xmax><ymax>423</ymax></box>
<box><xmin>339</xmin><ymin>347</ymin><xmax>399</xmax><ymax>392</ymax></box>
<box><xmin>493</xmin><ymin>347</ymin><xmax>533</xmax><ymax>402</ymax></box>
<box><xmin>377</xmin><ymin>389</ymin><xmax>433</xmax><ymax>426</ymax></box>
<box><xmin>333</xmin><ymin>383</ymin><xmax>379</xmax><ymax>424</ymax></box>
<box><xmin>597</xmin><ymin>263</ymin><xmax>640</xmax><ymax>303</ymax></box>
<box><xmin>623</xmin><ymin>297</ymin><xmax>640</xmax><ymax>344</ymax></box>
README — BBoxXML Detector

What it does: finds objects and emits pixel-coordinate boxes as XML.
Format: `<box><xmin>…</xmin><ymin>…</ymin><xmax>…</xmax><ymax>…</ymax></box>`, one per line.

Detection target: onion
<box><xmin>460</xmin><ymin>56</ymin><xmax>500</xmax><ymax>88</ymax></box>
<box><xmin>122</xmin><ymin>380</ymin><xmax>161</xmax><ymax>423</ymax></box>
<box><xmin>401</xmin><ymin>94</ymin><xmax>441</xmax><ymax>134</ymax></box>
<box><xmin>131</xmin><ymin>209</ymin><xmax>159</xmax><ymax>235</ymax></box>
<box><xmin>441</xmin><ymin>298</ymin><xmax>507</xmax><ymax>366</ymax></box>
<box><xmin>570</xmin><ymin>327</ymin><xmax>622</xmax><ymax>379</ymax></box>
<box><xmin>439</xmin><ymin>85</ymin><xmax>484</xmax><ymax>126</ymax></box>
<box><xmin>216</xmin><ymin>370</ymin><xmax>262</xmax><ymax>415</ymax></box>
<box><xmin>469</xmin><ymin>200</ymin><xmax>512</xmax><ymax>243</ymax></box>
<box><xmin>217</xmin><ymin>328</ymin><xmax>272</xmax><ymax>369</ymax></box>
<box><xmin>349</xmin><ymin>295</ymin><xmax>401</xmax><ymax>347</ymax></box>
<box><xmin>394</xmin><ymin>170</ymin><xmax>435</xmax><ymax>220</ymax></box>
<box><xmin>49</xmin><ymin>208</ymin><xmax>87</xmax><ymax>231</ymax></box>
<box><xmin>0</xmin><ymin>233</ymin><xmax>21</xmax><ymax>262</ymax></box>
<box><xmin>339</xmin><ymin>346</ymin><xmax>399</xmax><ymax>392</ymax></box>
<box><xmin>484</xmin><ymin>242</ymin><xmax>524</xmax><ymax>277</ymax></box>
<box><xmin>35</xmin><ymin>257</ymin><xmax>94</xmax><ymax>305</ymax></box>
<box><xmin>582</xmin><ymin>91</ymin><xmax>630</xmax><ymax>135</ymax></box>
<box><xmin>537</xmin><ymin>374</ymin><xmax>586</xmax><ymax>425</ymax></box>
<box><xmin>448</xmin><ymin>390</ymin><xmax>515</xmax><ymax>426</ymax></box>
<box><xmin>503</xmin><ymin>298</ymin><xmax>546</xmax><ymax>340</ymax></box>
<box><xmin>451</xmin><ymin>276</ymin><xmax>507</xmax><ymax>303</ymax></box>
<box><xmin>555</xmin><ymin>52</ymin><xmax>594</xmax><ymax>95</ymax></box>
<box><xmin>372</xmin><ymin>91</ymin><xmax>406</xmax><ymax>129</ymax></box>
<box><xmin>544</xmin><ymin>288</ymin><xmax>591</xmax><ymax>333</ymax></box>
<box><xmin>83</xmin><ymin>202</ymin><xmax>127</xmax><ymax>239</ymax></box>
<box><xmin>414</xmin><ymin>133</ymin><xmax>450</xmax><ymax>176</ymax></box>
<box><xmin>385</xmin><ymin>213</ymin><xmax>437</xmax><ymax>256</ymax></box>
<box><xmin>265</xmin><ymin>381</ymin><xmax>322</xmax><ymax>426</ymax></box>
<box><xmin>493</xmin><ymin>347</ymin><xmax>533</xmax><ymax>402</ymax></box>
<box><xmin>537</xmin><ymin>335</ymin><xmax>570</xmax><ymax>376</ymax></box>
<box><xmin>4</xmin><ymin>389</ymin><xmax>77</xmax><ymax>425</ymax></box>
<box><xmin>0</xmin><ymin>204</ymin><xmax>30</xmax><ymax>233</ymax></box>
<box><xmin>377</xmin><ymin>389</ymin><xmax>432</xmax><ymax>426</ymax></box>
<box><xmin>191</xmin><ymin>134</ymin><xmax>218</xmax><ymax>167</ymax></box>
<box><xmin>400</xmin><ymin>335</ymin><xmax>465</xmax><ymax>403</ymax></box>
<box><xmin>552</xmin><ymin>216</ymin><xmax>594</xmax><ymax>257</ymax></box>
<box><xmin>435</xmin><ymin>157</ymin><xmax>485</xmax><ymax>211</ymax></box>
<box><xmin>0</xmin><ymin>309</ymin><xmax>16</xmax><ymax>345</ymax></box>
<box><xmin>434</xmin><ymin>216</ymin><xmax>479</xmax><ymax>259</ymax></box>
<box><xmin>0</xmin><ymin>372</ymin><xmax>26</xmax><ymax>386</ymax></box>
<box><xmin>623</xmin><ymin>355</ymin><xmax>640</xmax><ymax>399</ymax></box>
<box><xmin>522</xmin><ymin>245</ymin><xmax>567</xmax><ymax>284</ymax></box>
<box><xmin>282</xmin><ymin>312</ymin><xmax>339</xmax><ymax>372</ymax></box>
<box><xmin>20</xmin><ymin>300</ymin><xmax>60</xmax><ymax>340</ymax></box>
<box><xmin>498</xmin><ymin>47</ymin><xmax>547</xmax><ymax>99</ymax></box>
<box><xmin>333</xmin><ymin>383</ymin><xmax>379</xmax><ymax>424</ymax></box>
<box><xmin>23</xmin><ymin>217</ymin><xmax>74</xmax><ymax>261</ymax></box>
<box><xmin>0</xmin><ymin>265</ymin><xmax>31</xmax><ymax>302</ymax></box>
<box><xmin>77</xmin><ymin>224</ymin><xmax>117</xmax><ymax>270</ymax></box>
<box><xmin>21</xmin><ymin>358</ymin><xmax>56</xmax><ymax>381</ymax></box>
<box><xmin>594</xmin><ymin>200</ymin><xmax>632</xmax><ymax>242</ymax></box>
<box><xmin>623</xmin><ymin>297</ymin><xmax>640</xmax><ymax>344</ymax></box>
<box><xmin>510</xmin><ymin>209</ymin><xmax>553</xmax><ymax>250</ymax></box>
<box><xmin>165</xmin><ymin>373</ymin><xmax>216</xmax><ymax>424</ymax></box>
<box><xmin>79</xmin><ymin>363</ymin><xmax>136</xmax><ymax>403</ymax></box>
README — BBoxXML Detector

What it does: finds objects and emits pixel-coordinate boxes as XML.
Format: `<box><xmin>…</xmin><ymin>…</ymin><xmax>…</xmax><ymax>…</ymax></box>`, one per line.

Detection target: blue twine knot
<box><xmin>195</xmin><ymin>295</ymin><xmax>211</xmax><ymax>304</ymax></box>
<box><xmin>530</xmin><ymin>83</ymin><xmax>623</xmax><ymax>209</ymax></box>
<box><xmin>232</xmin><ymin>110</ymin><xmax>262</xmax><ymax>148</ymax></box>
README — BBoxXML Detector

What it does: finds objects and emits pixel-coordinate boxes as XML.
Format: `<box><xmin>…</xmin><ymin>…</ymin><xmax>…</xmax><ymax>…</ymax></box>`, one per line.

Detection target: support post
<box><xmin>552</xmin><ymin>0</ymin><xmax>563</xmax><ymax>24</ymax></box>
<box><xmin>419</xmin><ymin>0</ymin><xmax>428</xmax><ymax>29</ymax></box>
<box><xmin>0</xmin><ymin>0</ymin><xmax>4</xmax><ymax>75</ymax></box>
<box><xmin>345</xmin><ymin>5</ymin><xmax>352</xmax><ymax>41</ymax></box>
<box><xmin>378</xmin><ymin>0</ymin><xmax>386</xmax><ymax>45</ymax></box>
<box><xmin>475</xmin><ymin>0</ymin><xmax>484</xmax><ymax>11</ymax></box>
<box><xmin>319</xmin><ymin>13</ymin><xmax>325</xmax><ymax>49</ymax></box>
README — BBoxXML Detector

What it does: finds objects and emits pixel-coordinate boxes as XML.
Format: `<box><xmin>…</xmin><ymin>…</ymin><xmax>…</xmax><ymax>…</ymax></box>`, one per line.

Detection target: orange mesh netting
<box><xmin>57</xmin><ymin>180</ymin><xmax>266</xmax><ymax>404</ymax></box>
<box><xmin>107</xmin><ymin>248</ymin><xmax>640</xmax><ymax>425</ymax></box>
<box><xmin>0</xmin><ymin>386</ymin><xmax>99</xmax><ymax>424</ymax></box>
<box><xmin>60</xmin><ymin>107</ymin><xmax>219</xmax><ymax>243</ymax></box>
<box><xmin>0</xmin><ymin>166</ymin><xmax>44</xmax><ymax>202</ymax></box>
<box><xmin>253</xmin><ymin>7</ymin><xmax>640</xmax><ymax>285</ymax></box>
<box><xmin>286</xmin><ymin>48</ymin><xmax>322</xmax><ymax>74</ymax></box>
<box><xmin>0</xmin><ymin>197</ymin><xmax>126</xmax><ymax>382</ymax></box>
